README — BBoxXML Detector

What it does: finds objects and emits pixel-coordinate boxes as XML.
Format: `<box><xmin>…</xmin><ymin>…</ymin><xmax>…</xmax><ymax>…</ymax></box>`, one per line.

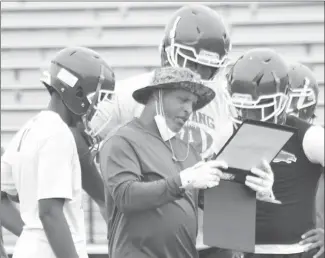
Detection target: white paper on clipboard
<box><xmin>216</xmin><ymin>121</ymin><xmax>295</xmax><ymax>171</ymax></box>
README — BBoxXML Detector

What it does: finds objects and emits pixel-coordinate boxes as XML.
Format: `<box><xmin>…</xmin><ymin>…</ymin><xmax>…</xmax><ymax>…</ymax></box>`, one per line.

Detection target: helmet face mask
<box><xmin>164</xmin><ymin>39</ymin><xmax>230</xmax><ymax>81</ymax></box>
<box><xmin>286</xmin><ymin>63</ymin><xmax>319</xmax><ymax>122</ymax></box>
<box><xmin>229</xmin><ymin>92</ymin><xmax>288</xmax><ymax>124</ymax></box>
<box><xmin>286</xmin><ymin>85</ymin><xmax>317</xmax><ymax>113</ymax></box>
<box><xmin>82</xmin><ymin>65</ymin><xmax>116</xmax><ymax>142</ymax></box>
<box><xmin>83</xmin><ymin>91</ymin><xmax>116</xmax><ymax>142</ymax></box>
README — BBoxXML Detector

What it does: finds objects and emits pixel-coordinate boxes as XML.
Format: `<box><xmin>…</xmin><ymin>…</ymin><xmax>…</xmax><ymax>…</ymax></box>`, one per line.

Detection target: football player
<box><xmin>286</xmin><ymin>62</ymin><xmax>324</xmax><ymax>258</ymax></box>
<box><xmin>226</xmin><ymin>48</ymin><xmax>324</xmax><ymax>258</ymax></box>
<box><xmin>91</xmin><ymin>4</ymin><xmax>237</xmax><ymax>258</ymax></box>
<box><xmin>0</xmin><ymin>60</ymin><xmax>111</xmax><ymax>237</ymax></box>
<box><xmin>0</xmin><ymin>47</ymin><xmax>115</xmax><ymax>258</ymax></box>
<box><xmin>96</xmin><ymin>4</ymin><xmax>235</xmax><ymax>157</ymax></box>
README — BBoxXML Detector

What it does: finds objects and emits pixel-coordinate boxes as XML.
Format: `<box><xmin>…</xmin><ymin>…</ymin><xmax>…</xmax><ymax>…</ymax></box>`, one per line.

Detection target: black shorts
<box><xmin>198</xmin><ymin>247</ymin><xmax>233</xmax><ymax>258</ymax></box>
<box><xmin>244</xmin><ymin>249</ymin><xmax>322</xmax><ymax>258</ymax></box>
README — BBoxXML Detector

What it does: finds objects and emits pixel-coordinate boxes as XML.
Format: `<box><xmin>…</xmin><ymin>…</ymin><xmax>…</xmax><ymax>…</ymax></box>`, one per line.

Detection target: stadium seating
<box><xmin>1</xmin><ymin>2</ymin><xmax>324</xmax><ymax>256</ymax></box>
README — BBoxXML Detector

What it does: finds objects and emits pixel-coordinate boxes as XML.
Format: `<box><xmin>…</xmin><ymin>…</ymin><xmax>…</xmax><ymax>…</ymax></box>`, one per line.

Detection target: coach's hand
<box><xmin>180</xmin><ymin>160</ymin><xmax>228</xmax><ymax>190</ymax></box>
<box><xmin>300</xmin><ymin>228</ymin><xmax>324</xmax><ymax>258</ymax></box>
<box><xmin>245</xmin><ymin>159</ymin><xmax>281</xmax><ymax>204</ymax></box>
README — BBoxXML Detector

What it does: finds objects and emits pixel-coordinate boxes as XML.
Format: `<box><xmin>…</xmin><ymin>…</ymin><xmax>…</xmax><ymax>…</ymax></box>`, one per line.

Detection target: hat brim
<box><xmin>132</xmin><ymin>81</ymin><xmax>215</xmax><ymax>111</ymax></box>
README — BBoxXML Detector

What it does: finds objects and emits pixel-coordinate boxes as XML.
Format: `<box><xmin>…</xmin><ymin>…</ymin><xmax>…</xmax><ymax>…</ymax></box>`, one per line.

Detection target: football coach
<box><xmin>99</xmin><ymin>67</ymin><xmax>229</xmax><ymax>258</ymax></box>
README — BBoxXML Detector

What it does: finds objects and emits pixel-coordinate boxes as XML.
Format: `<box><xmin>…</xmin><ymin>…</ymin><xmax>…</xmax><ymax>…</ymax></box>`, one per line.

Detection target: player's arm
<box><xmin>316</xmin><ymin>172</ymin><xmax>324</xmax><ymax>229</ymax></box>
<box><xmin>101</xmin><ymin>136</ymin><xmax>185</xmax><ymax>214</ymax></box>
<box><xmin>303</xmin><ymin>125</ymin><xmax>324</xmax><ymax>167</ymax></box>
<box><xmin>1</xmin><ymin>175</ymin><xmax>10</xmax><ymax>258</ymax></box>
<box><xmin>0</xmin><ymin>220</ymin><xmax>8</xmax><ymax>258</ymax></box>
<box><xmin>299</xmin><ymin>126</ymin><xmax>324</xmax><ymax>257</ymax></box>
<box><xmin>0</xmin><ymin>192</ymin><xmax>24</xmax><ymax>236</ymax></box>
<box><xmin>39</xmin><ymin>199</ymin><xmax>78</xmax><ymax>258</ymax></box>
<box><xmin>70</xmin><ymin>127</ymin><xmax>105</xmax><ymax>208</ymax></box>
<box><xmin>0</xmin><ymin>245</ymin><xmax>7</xmax><ymax>258</ymax></box>
<box><xmin>0</xmin><ymin>159</ymin><xmax>24</xmax><ymax>236</ymax></box>
<box><xmin>37</xmin><ymin>131</ymin><xmax>79</xmax><ymax>258</ymax></box>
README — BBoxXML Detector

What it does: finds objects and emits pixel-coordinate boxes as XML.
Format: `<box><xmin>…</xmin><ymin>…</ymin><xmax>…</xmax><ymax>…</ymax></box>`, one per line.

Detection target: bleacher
<box><xmin>1</xmin><ymin>1</ymin><xmax>324</xmax><ymax>256</ymax></box>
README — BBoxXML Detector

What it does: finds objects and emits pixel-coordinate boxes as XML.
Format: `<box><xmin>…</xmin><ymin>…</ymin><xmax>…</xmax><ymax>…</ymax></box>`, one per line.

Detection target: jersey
<box><xmin>255</xmin><ymin>115</ymin><xmax>323</xmax><ymax>245</ymax></box>
<box><xmin>1</xmin><ymin>111</ymin><xmax>88</xmax><ymax>258</ymax></box>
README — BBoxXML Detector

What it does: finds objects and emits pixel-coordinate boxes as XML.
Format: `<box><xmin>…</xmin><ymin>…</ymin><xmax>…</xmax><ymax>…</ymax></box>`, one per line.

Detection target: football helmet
<box><xmin>286</xmin><ymin>62</ymin><xmax>319</xmax><ymax>122</ymax></box>
<box><xmin>40</xmin><ymin>46</ymin><xmax>116</xmax><ymax>141</ymax></box>
<box><xmin>160</xmin><ymin>4</ymin><xmax>231</xmax><ymax>81</ymax></box>
<box><xmin>227</xmin><ymin>48</ymin><xmax>290</xmax><ymax>124</ymax></box>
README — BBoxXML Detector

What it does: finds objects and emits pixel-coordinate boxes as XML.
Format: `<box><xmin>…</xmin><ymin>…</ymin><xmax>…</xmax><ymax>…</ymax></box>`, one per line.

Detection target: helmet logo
<box><xmin>57</xmin><ymin>68</ymin><xmax>78</xmax><ymax>88</ymax></box>
<box><xmin>169</xmin><ymin>16</ymin><xmax>181</xmax><ymax>39</ymax></box>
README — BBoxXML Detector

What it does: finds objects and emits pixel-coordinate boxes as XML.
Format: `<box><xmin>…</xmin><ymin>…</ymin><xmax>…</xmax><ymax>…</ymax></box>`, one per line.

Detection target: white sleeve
<box><xmin>115</xmin><ymin>72</ymin><xmax>152</xmax><ymax>123</ymax></box>
<box><xmin>37</xmin><ymin>130</ymin><xmax>75</xmax><ymax>200</ymax></box>
<box><xmin>1</xmin><ymin>133</ymin><xmax>22</xmax><ymax>196</ymax></box>
<box><xmin>99</xmin><ymin>73</ymin><xmax>150</xmax><ymax>140</ymax></box>
<box><xmin>302</xmin><ymin>125</ymin><xmax>324</xmax><ymax>167</ymax></box>
<box><xmin>1</xmin><ymin>158</ymin><xmax>17</xmax><ymax>196</ymax></box>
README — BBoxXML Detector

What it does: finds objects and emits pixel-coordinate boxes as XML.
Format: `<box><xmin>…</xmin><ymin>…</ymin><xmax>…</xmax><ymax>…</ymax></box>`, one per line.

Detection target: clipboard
<box><xmin>210</xmin><ymin>119</ymin><xmax>297</xmax><ymax>182</ymax></box>
<box><xmin>203</xmin><ymin>119</ymin><xmax>296</xmax><ymax>252</ymax></box>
